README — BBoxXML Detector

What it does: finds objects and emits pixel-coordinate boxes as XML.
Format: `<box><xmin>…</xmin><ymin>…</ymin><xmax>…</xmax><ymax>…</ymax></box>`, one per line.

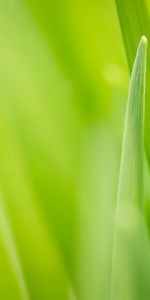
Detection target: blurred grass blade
<box><xmin>111</xmin><ymin>37</ymin><xmax>150</xmax><ymax>300</ymax></box>
<box><xmin>0</xmin><ymin>94</ymin><xmax>70</xmax><ymax>298</ymax></box>
<box><xmin>0</xmin><ymin>196</ymin><xmax>30</xmax><ymax>300</ymax></box>
<box><xmin>115</xmin><ymin>0</ymin><xmax>150</xmax><ymax>165</ymax></box>
<box><xmin>115</xmin><ymin>0</ymin><xmax>150</xmax><ymax>69</ymax></box>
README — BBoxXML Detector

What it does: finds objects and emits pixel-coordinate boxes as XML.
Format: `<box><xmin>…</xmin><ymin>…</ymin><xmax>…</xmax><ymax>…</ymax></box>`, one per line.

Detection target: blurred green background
<box><xmin>0</xmin><ymin>0</ymin><xmax>135</xmax><ymax>299</ymax></box>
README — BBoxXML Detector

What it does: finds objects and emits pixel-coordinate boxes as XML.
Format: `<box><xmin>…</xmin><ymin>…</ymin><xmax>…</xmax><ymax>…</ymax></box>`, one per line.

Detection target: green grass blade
<box><xmin>111</xmin><ymin>36</ymin><xmax>150</xmax><ymax>300</ymax></box>
<box><xmin>117</xmin><ymin>36</ymin><xmax>147</xmax><ymax>208</ymax></box>
<box><xmin>115</xmin><ymin>0</ymin><xmax>150</xmax><ymax>165</ymax></box>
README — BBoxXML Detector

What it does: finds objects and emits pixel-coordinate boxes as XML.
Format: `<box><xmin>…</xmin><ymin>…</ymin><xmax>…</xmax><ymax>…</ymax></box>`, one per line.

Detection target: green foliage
<box><xmin>0</xmin><ymin>0</ymin><xmax>150</xmax><ymax>299</ymax></box>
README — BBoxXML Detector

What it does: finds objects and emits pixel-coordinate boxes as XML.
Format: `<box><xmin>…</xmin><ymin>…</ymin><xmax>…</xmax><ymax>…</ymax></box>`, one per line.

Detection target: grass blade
<box><xmin>115</xmin><ymin>0</ymin><xmax>150</xmax><ymax>166</ymax></box>
<box><xmin>111</xmin><ymin>36</ymin><xmax>150</xmax><ymax>300</ymax></box>
<box><xmin>117</xmin><ymin>36</ymin><xmax>146</xmax><ymax>208</ymax></box>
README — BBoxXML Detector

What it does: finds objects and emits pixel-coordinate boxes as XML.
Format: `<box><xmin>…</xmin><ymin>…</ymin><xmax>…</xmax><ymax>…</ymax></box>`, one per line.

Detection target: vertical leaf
<box><xmin>115</xmin><ymin>0</ymin><xmax>150</xmax><ymax>165</ymax></box>
<box><xmin>111</xmin><ymin>37</ymin><xmax>150</xmax><ymax>300</ymax></box>
<box><xmin>117</xmin><ymin>36</ymin><xmax>146</xmax><ymax>208</ymax></box>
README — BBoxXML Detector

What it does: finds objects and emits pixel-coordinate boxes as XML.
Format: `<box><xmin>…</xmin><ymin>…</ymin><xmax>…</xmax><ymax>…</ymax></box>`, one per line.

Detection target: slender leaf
<box><xmin>111</xmin><ymin>37</ymin><xmax>150</xmax><ymax>300</ymax></box>
<box><xmin>115</xmin><ymin>0</ymin><xmax>150</xmax><ymax>165</ymax></box>
<box><xmin>117</xmin><ymin>36</ymin><xmax>146</xmax><ymax>208</ymax></box>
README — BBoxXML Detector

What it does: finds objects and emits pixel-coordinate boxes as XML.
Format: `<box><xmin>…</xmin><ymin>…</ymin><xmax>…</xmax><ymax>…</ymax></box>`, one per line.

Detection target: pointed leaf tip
<box><xmin>141</xmin><ymin>35</ymin><xmax>147</xmax><ymax>45</ymax></box>
<box><xmin>138</xmin><ymin>35</ymin><xmax>147</xmax><ymax>58</ymax></box>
